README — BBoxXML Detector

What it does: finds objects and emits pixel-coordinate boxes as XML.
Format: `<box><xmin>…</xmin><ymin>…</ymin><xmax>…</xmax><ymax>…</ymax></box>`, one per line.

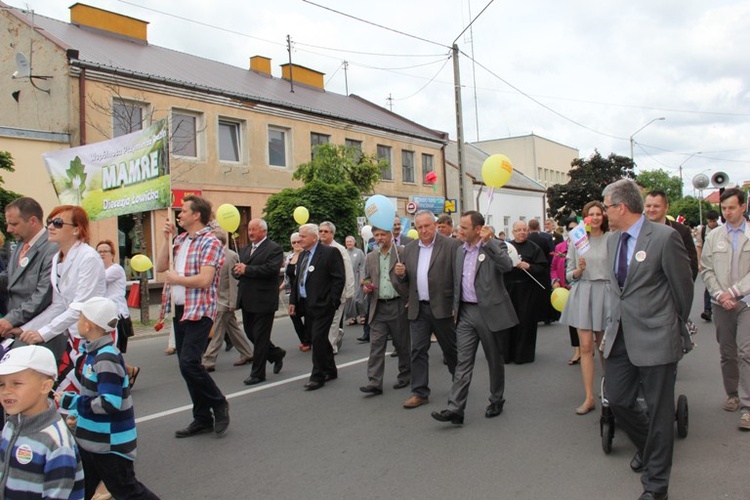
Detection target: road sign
<box><xmin>406</xmin><ymin>201</ymin><xmax>418</xmax><ymax>214</ymax></box>
<box><xmin>411</xmin><ymin>196</ymin><xmax>445</xmax><ymax>215</ymax></box>
<box><xmin>444</xmin><ymin>198</ymin><xmax>457</xmax><ymax>213</ymax></box>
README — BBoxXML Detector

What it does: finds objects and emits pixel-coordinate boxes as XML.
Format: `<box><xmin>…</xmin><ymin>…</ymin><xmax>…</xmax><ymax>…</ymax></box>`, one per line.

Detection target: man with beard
<box><xmin>504</xmin><ymin>221</ymin><xmax>549</xmax><ymax>363</ymax></box>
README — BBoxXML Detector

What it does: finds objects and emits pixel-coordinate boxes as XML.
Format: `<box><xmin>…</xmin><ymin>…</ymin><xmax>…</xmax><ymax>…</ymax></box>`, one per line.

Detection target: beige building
<box><xmin>0</xmin><ymin>2</ymin><xmax>447</xmax><ymax>275</ymax></box>
<box><xmin>472</xmin><ymin>134</ymin><xmax>578</xmax><ymax>189</ymax></box>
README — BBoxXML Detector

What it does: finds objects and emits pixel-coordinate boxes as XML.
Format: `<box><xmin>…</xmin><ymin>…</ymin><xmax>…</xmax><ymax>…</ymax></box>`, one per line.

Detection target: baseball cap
<box><xmin>70</xmin><ymin>297</ymin><xmax>119</xmax><ymax>331</ymax></box>
<box><xmin>0</xmin><ymin>345</ymin><xmax>58</xmax><ymax>378</ymax></box>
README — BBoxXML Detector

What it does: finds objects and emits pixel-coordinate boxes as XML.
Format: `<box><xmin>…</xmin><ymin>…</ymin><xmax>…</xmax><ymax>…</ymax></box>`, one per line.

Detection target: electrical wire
<box><xmin>294</xmin><ymin>41</ymin><xmax>445</xmax><ymax>58</ymax></box>
<box><xmin>392</xmin><ymin>55</ymin><xmax>453</xmax><ymax>101</ymax></box>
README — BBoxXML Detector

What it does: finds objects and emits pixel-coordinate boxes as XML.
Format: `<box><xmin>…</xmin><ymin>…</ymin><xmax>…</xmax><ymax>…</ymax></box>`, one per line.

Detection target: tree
<box><xmin>265</xmin><ymin>180</ymin><xmax>362</xmax><ymax>250</ymax></box>
<box><xmin>668</xmin><ymin>196</ymin><xmax>714</xmax><ymax>227</ymax></box>
<box><xmin>547</xmin><ymin>151</ymin><xmax>635</xmax><ymax>223</ymax></box>
<box><xmin>636</xmin><ymin>169</ymin><xmax>683</xmax><ymax>202</ymax></box>
<box><xmin>293</xmin><ymin>143</ymin><xmax>383</xmax><ymax>195</ymax></box>
<box><xmin>0</xmin><ymin>152</ymin><xmax>23</xmax><ymax>239</ymax></box>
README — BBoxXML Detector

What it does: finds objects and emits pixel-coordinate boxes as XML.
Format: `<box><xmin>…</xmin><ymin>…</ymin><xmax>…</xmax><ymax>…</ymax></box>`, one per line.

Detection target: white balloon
<box><xmin>360</xmin><ymin>225</ymin><xmax>373</xmax><ymax>242</ymax></box>
<box><xmin>507</xmin><ymin>242</ymin><xmax>521</xmax><ymax>266</ymax></box>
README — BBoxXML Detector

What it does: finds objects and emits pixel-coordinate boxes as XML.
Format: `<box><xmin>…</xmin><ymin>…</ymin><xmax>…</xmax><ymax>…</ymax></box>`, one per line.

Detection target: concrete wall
<box><xmin>474</xmin><ymin>185</ymin><xmax>545</xmax><ymax>237</ymax></box>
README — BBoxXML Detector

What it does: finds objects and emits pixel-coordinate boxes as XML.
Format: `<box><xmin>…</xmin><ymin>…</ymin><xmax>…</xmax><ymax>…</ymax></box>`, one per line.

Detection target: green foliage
<box><xmin>547</xmin><ymin>151</ymin><xmax>636</xmax><ymax>223</ymax></box>
<box><xmin>293</xmin><ymin>143</ymin><xmax>382</xmax><ymax>195</ymax></box>
<box><xmin>669</xmin><ymin>196</ymin><xmax>714</xmax><ymax>227</ymax></box>
<box><xmin>636</xmin><ymin>169</ymin><xmax>683</xmax><ymax>202</ymax></box>
<box><xmin>0</xmin><ymin>152</ymin><xmax>22</xmax><ymax>238</ymax></box>
<box><xmin>265</xmin><ymin>179</ymin><xmax>364</xmax><ymax>251</ymax></box>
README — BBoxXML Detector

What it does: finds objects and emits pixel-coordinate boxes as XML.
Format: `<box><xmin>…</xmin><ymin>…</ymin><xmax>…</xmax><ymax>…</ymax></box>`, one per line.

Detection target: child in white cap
<box><xmin>0</xmin><ymin>345</ymin><xmax>84</xmax><ymax>499</ymax></box>
<box><xmin>57</xmin><ymin>297</ymin><xmax>159</xmax><ymax>499</ymax></box>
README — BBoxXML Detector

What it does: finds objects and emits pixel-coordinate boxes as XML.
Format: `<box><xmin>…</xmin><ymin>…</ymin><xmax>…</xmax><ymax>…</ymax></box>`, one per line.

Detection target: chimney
<box><xmin>250</xmin><ymin>56</ymin><xmax>271</xmax><ymax>76</ymax></box>
<box><xmin>70</xmin><ymin>3</ymin><xmax>148</xmax><ymax>43</ymax></box>
<box><xmin>280</xmin><ymin>63</ymin><xmax>325</xmax><ymax>90</ymax></box>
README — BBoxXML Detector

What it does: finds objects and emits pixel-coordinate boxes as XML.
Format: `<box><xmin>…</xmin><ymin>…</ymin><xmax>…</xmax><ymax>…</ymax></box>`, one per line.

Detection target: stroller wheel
<box><xmin>600</xmin><ymin>406</ymin><xmax>615</xmax><ymax>454</ymax></box>
<box><xmin>676</xmin><ymin>394</ymin><xmax>689</xmax><ymax>438</ymax></box>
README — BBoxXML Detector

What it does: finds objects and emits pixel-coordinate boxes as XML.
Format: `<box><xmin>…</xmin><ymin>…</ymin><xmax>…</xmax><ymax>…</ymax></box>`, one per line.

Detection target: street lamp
<box><xmin>630</xmin><ymin>117</ymin><xmax>666</xmax><ymax>161</ymax></box>
<box><xmin>678</xmin><ymin>151</ymin><xmax>702</xmax><ymax>197</ymax></box>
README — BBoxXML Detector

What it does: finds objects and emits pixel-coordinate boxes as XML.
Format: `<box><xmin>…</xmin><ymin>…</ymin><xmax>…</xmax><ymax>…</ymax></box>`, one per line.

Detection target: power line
<box><xmin>392</xmin><ymin>55</ymin><xmax>452</xmax><ymax>101</ymax></box>
<box><xmin>294</xmin><ymin>41</ymin><xmax>445</xmax><ymax>58</ymax></box>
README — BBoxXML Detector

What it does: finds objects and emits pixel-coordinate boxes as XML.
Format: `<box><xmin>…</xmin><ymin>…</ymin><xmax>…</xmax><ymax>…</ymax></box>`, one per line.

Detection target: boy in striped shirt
<box><xmin>0</xmin><ymin>345</ymin><xmax>84</xmax><ymax>499</ymax></box>
<box><xmin>58</xmin><ymin>297</ymin><xmax>158</xmax><ymax>499</ymax></box>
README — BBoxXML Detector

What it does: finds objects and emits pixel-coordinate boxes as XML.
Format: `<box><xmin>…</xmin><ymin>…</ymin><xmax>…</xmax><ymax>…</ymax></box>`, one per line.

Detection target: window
<box><xmin>218</xmin><ymin>120</ymin><xmax>241</xmax><ymax>162</ymax></box>
<box><xmin>112</xmin><ymin>100</ymin><xmax>144</xmax><ymax>138</ymax></box>
<box><xmin>310</xmin><ymin>132</ymin><xmax>330</xmax><ymax>159</ymax></box>
<box><xmin>402</xmin><ymin>150</ymin><xmax>415</xmax><ymax>183</ymax></box>
<box><xmin>172</xmin><ymin>111</ymin><xmax>198</xmax><ymax>157</ymax></box>
<box><xmin>268</xmin><ymin>126</ymin><xmax>288</xmax><ymax>167</ymax></box>
<box><xmin>422</xmin><ymin>153</ymin><xmax>434</xmax><ymax>183</ymax></box>
<box><xmin>377</xmin><ymin>144</ymin><xmax>392</xmax><ymax>180</ymax></box>
<box><xmin>345</xmin><ymin>139</ymin><xmax>363</xmax><ymax>162</ymax></box>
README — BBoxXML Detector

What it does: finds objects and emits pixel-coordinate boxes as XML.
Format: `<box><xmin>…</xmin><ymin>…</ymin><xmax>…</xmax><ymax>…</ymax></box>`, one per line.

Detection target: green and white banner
<box><xmin>42</xmin><ymin>119</ymin><xmax>170</xmax><ymax>221</ymax></box>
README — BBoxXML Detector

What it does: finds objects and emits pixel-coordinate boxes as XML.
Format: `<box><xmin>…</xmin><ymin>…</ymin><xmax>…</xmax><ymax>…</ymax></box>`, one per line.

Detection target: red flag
<box><xmin>676</xmin><ymin>215</ymin><xmax>685</xmax><ymax>224</ymax></box>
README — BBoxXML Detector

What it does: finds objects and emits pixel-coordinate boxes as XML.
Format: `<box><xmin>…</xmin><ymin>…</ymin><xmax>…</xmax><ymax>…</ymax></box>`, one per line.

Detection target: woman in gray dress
<box><xmin>560</xmin><ymin>201</ymin><xmax>611</xmax><ymax>415</ymax></box>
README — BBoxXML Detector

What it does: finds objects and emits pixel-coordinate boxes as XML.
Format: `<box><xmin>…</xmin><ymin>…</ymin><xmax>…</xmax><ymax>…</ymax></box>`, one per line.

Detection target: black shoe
<box><xmin>393</xmin><ymin>380</ymin><xmax>409</xmax><ymax>390</ymax></box>
<box><xmin>243</xmin><ymin>376</ymin><xmax>265</xmax><ymax>386</ymax></box>
<box><xmin>214</xmin><ymin>402</ymin><xmax>230</xmax><ymax>436</ymax></box>
<box><xmin>356</xmin><ymin>336</ymin><xmax>370</xmax><ymax>343</ymax></box>
<box><xmin>324</xmin><ymin>373</ymin><xmax>338</xmax><ymax>382</ymax></box>
<box><xmin>485</xmin><ymin>402</ymin><xmax>504</xmax><ymax>418</ymax></box>
<box><xmin>304</xmin><ymin>380</ymin><xmax>325</xmax><ymax>391</ymax></box>
<box><xmin>639</xmin><ymin>492</ymin><xmax>668</xmax><ymax>500</ymax></box>
<box><xmin>273</xmin><ymin>351</ymin><xmax>286</xmax><ymax>374</ymax></box>
<box><xmin>359</xmin><ymin>386</ymin><xmax>383</xmax><ymax>395</ymax></box>
<box><xmin>390</xmin><ymin>351</ymin><xmax>398</xmax><ymax>358</ymax></box>
<box><xmin>175</xmin><ymin>421</ymin><xmax>214</xmax><ymax>438</ymax></box>
<box><xmin>700</xmin><ymin>310</ymin><xmax>712</xmax><ymax>322</ymax></box>
<box><xmin>224</xmin><ymin>340</ymin><xmax>234</xmax><ymax>352</ymax></box>
<box><xmin>431</xmin><ymin>409</ymin><xmax>464</xmax><ymax>425</ymax></box>
<box><xmin>630</xmin><ymin>450</ymin><xmax>643</xmax><ymax>472</ymax></box>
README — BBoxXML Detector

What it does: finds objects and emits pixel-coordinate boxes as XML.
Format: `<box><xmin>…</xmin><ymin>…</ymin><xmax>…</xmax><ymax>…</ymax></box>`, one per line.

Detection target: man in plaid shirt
<box><xmin>156</xmin><ymin>195</ymin><xmax>230</xmax><ymax>438</ymax></box>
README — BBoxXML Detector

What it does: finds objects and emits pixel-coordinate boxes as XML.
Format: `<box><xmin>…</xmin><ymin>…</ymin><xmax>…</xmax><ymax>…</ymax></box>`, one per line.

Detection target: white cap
<box><xmin>70</xmin><ymin>297</ymin><xmax>119</xmax><ymax>331</ymax></box>
<box><xmin>0</xmin><ymin>345</ymin><xmax>58</xmax><ymax>378</ymax></box>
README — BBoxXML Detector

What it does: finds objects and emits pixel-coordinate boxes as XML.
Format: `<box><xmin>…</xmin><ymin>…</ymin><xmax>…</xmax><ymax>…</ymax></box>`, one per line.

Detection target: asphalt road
<box><xmin>124</xmin><ymin>281</ymin><xmax>748</xmax><ymax>500</ymax></box>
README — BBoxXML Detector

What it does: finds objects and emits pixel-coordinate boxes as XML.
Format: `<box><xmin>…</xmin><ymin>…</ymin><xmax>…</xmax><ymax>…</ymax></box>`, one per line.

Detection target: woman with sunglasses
<box><xmin>280</xmin><ymin>232</ymin><xmax>310</xmax><ymax>351</ymax></box>
<box><xmin>96</xmin><ymin>239</ymin><xmax>141</xmax><ymax>387</ymax></box>
<box><xmin>13</xmin><ymin>205</ymin><xmax>106</xmax><ymax>393</ymax></box>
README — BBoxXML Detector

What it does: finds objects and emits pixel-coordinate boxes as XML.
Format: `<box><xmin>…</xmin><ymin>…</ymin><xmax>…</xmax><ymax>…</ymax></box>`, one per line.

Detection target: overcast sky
<box><xmin>12</xmin><ymin>0</ymin><xmax>750</xmax><ymax>193</ymax></box>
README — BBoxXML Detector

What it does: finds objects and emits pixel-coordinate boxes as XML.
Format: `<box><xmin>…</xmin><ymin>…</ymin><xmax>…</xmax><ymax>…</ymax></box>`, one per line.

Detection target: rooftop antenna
<box><xmin>343</xmin><ymin>60</ymin><xmax>349</xmax><ymax>96</ymax></box>
<box><xmin>286</xmin><ymin>34</ymin><xmax>295</xmax><ymax>93</ymax></box>
<box><xmin>386</xmin><ymin>93</ymin><xmax>393</xmax><ymax>111</ymax></box>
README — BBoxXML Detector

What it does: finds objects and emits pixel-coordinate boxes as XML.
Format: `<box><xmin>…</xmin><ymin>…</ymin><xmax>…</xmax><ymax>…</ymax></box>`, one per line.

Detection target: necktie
<box><xmin>298</xmin><ymin>251</ymin><xmax>310</xmax><ymax>289</ymax></box>
<box><xmin>617</xmin><ymin>232</ymin><xmax>630</xmax><ymax>288</ymax></box>
<box><xmin>250</xmin><ymin>244</ymin><xmax>257</xmax><ymax>256</ymax></box>
<box><xmin>18</xmin><ymin>243</ymin><xmax>30</xmax><ymax>264</ymax></box>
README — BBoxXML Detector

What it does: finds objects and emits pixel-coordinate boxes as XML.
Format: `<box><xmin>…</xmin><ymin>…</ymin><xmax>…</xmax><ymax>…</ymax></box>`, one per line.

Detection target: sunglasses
<box><xmin>47</xmin><ymin>218</ymin><xmax>77</xmax><ymax>229</ymax></box>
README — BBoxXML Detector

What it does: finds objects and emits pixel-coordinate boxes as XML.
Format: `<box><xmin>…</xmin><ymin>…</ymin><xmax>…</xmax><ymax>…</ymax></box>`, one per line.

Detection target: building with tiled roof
<box><xmin>1</xmin><ymin>2</ymin><xmax>448</xmax><ymax>265</ymax></box>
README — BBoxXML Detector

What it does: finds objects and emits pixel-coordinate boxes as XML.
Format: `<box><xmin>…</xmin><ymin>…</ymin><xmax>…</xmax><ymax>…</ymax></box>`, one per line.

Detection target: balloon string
<box><xmin>484</xmin><ymin>187</ymin><xmax>495</xmax><ymax>221</ymax></box>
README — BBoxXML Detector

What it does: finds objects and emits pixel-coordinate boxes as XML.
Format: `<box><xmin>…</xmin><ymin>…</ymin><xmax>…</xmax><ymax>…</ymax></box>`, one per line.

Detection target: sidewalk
<box><xmin>129</xmin><ymin>292</ymin><xmax>292</xmax><ymax>338</ymax></box>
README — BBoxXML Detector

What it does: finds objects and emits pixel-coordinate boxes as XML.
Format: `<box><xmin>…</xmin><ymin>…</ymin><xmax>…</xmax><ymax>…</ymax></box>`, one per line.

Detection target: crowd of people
<box><xmin>0</xmin><ymin>182</ymin><xmax>747</xmax><ymax>499</ymax></box>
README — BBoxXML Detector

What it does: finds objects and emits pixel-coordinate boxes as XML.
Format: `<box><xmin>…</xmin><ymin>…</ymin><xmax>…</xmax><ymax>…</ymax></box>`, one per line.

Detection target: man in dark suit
<box><xmin>432</xmin><ymin>211</ymin><xmax>518</xmax><ymax>425</ymax></box>
<box><xmin>395</xmin><ymin>210</ymin><xmax>461</xmax><ymax>409</ymax></box>
<box><xmin>602</xmin><ymin>180</ymin><xmax>693</xmax><ymax>500</ymax></box>
<box><xmin>0</xmin><ymin>198</ymin><xmax>59</xmax><ymax>352</ymax></box>
<box><xmin>359</xmin><ymin>227</ymin><xmax>410</xmax><ymax>395</ymax></box>
<box><xmin>289</xmin><ymin>223</ymin><xmax>345</xmax><ymax>391</ymax></box>
<box><xmin>644</xmin><ymin>190</ymin><xmax>699</xmax><ymax>281</ymax></box>
<box><xmin>232</xmin><ymin>219</ymin><xmax>285</xmax><ymax>385</ymax></box>
<box><xmin>392</xmin><ymin>217</ymin><xmax>413</xmax><ymax>246</ymax></box>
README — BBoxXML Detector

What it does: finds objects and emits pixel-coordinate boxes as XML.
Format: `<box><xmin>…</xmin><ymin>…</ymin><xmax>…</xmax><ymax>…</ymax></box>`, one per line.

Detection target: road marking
<box><xmin>135</xmin><ymin>354</ymin><xmax>373</xmax><ymax>424</ymax></box>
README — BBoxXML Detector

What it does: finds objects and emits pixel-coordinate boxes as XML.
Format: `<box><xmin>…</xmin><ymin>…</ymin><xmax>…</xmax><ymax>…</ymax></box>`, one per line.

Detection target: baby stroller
<box><xmin>599</xmin><ymin>320</ymin><xmax>696</xmax><ymax>454</ymax></box>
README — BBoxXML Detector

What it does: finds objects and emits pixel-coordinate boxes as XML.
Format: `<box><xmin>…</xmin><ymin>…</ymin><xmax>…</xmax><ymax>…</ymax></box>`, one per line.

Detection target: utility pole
<box><xmin>286</xmin><ymin>34</ymin><xmax>294</xmax><ymax>93</ymax></box>
<box><xmin>386</xmin><ymin>94</ymin><xmax>393</xmax><ymax>111</ymax></box>
<box><xmin>343</xmin><ymin>60</ymin><xmax>349</xmax><ymax>96</ymax></box>
<box><xmin>452</xmin><ymin>43</ymin><xmax>467</xmax><ymax>214</ymax></box>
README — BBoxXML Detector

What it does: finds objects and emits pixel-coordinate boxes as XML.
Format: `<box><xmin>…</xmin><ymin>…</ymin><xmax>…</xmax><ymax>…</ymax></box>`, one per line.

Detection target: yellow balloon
<box><xmin>216</xmin><ymin>204</ymin><xmax>240</xmax><ymax>233</ymax></box>
<box><xmin>293</xmin><ymin>206</ymin><xmax>310</xmax><ymax>225</ymax></box>
<box><xmin>130</xmin><ymin>254</ymin><xmax>153</xmax><ymax>273</ymax></box>
<box><xmin>407</xmin><ymin>229</ymin><xmax>418</xmax><ymax>240</ymax></box>
<box><xmin>481</xmin><ymin>154</ymin><xmax>513</xmax><ymax>188</ymax></box>
<box><xmin>551</xmin><ymin>287</ymin><xmax>570</xmax><ymax>312</ymax></box>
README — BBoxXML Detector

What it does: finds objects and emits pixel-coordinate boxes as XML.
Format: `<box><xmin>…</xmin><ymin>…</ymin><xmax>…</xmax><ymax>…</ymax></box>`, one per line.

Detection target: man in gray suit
<box><xmin>602</xmin><ymin>179</ymin><xmax>693</xmax><ymax>500</ymax></box>
<box><xmin>395</xmin><ymin>210</ymin><xmax>461</xmax><ymax>409</ymax></box>
<box><xmin>432</xmin><ymin>211</ymin><xmax>518</xmax><ymax>425</ymax></box>
<box><xmin>392</xmin><ymin>217</ymin><xmax>413</xmax><ymax>246</ymax></box>
<box><xmin>0</xmin><ymin>197</ymin><xmax>58</xmax><ymax>342</ymax></box>
<box><xmin>359</xmin><ymin>227</ymin><xmax>410</xmax><ymax>395</ymax></box>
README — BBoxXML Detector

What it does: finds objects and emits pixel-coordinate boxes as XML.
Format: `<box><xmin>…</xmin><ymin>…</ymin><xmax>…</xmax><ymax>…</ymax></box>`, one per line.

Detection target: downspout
<box><xmin>78</xmin><ymin>68</ymin><xmax>86</xmax><ymax>145</ymax></box>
